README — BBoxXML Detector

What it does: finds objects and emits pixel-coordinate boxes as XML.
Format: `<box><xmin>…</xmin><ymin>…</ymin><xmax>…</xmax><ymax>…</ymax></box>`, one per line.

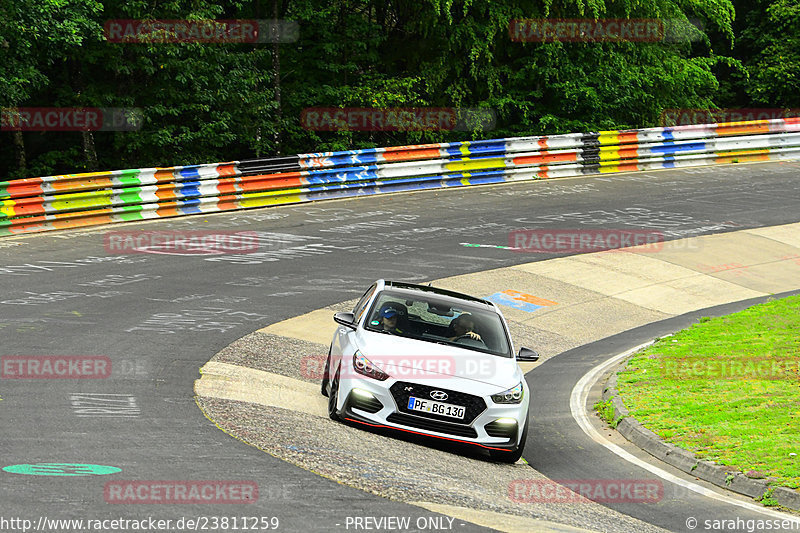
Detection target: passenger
<box><xmin>379</xmin><ymin>308</ymin><xmax>403</xmax><ymax>335</ymax></box>
<box><xmin>447</xmin><ymin>313</ymin><xmax>482</xmax><ymax>342</ymax></box>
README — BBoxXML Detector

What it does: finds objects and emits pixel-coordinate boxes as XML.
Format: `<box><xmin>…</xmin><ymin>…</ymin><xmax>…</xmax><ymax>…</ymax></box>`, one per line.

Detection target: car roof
<box><xmin>382</xmin><ymin>280</ymin><xmax>495</xmax><ymax>310</ymax></box>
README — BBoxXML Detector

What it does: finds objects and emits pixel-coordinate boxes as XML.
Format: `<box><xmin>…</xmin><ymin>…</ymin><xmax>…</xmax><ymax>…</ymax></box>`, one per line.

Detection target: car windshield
<box><xmin>364</xmin><ymin>290</ymin><xmax>511</xmax><ymax>357</ymax></box>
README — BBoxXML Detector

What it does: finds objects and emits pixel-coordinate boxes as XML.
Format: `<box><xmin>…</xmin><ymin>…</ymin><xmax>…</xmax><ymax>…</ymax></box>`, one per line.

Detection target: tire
<box><xmin>491</xmin><ymin>417</ymin><xmax>529</xmax><ymax>463</ymax></box>
<box><xmin>327</xmin><ymin>367</ymin><xmax>341</xmax><ymax>421</ymax></box>
<box><xmin>321</xmin><ymin>347</ymin><xmax>332</xmax><ymax>397</ymax></box>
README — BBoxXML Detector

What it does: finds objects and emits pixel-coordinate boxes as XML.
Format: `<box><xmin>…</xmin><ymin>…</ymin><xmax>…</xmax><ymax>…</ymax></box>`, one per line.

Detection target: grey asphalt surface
<box><xmin>1</xmin><ymin>160</ymin><xmax>799</xmax><ymax>532</ymax></box>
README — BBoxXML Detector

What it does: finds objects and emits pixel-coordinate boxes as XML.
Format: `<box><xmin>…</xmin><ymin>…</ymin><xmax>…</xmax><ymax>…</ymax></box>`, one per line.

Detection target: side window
<box><xmin>352</xmin><ymin>284</ymin><xmax>377</xmax><ymax>322</ymax></box>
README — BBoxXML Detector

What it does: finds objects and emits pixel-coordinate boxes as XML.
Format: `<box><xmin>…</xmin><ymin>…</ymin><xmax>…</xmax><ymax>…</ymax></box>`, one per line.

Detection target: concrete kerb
<box><xmin>601</xmin><ymin>348</ymin><xmax>800</xmax><ymax>511</ymax></box>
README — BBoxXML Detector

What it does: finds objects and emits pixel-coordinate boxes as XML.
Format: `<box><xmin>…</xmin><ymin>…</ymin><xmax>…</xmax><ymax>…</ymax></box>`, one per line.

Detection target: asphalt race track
<box><xmin>1</xmin><ymin>161</ymin><xmax>799</xmax><ymax>533</ymax></box>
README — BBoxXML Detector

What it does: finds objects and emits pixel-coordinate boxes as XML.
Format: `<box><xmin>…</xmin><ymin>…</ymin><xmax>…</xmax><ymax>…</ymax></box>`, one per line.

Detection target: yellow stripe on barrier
<box><xmin>598</xmin><ymin>132</ymin><xmax>620</xmax><ymax>145</ymax></box>
<box><xmin>49</xmin><ymin>193</ymin><xmax>113</xmax><ymax>211</ymax></box>
<box><xmin>240</xmin><ymin>195</ymin><xmax>304</xmax><ymax>208</ymax></box>
<box><xmin>716</xmin><ymin>148</ymin><xmax>771</xmax><ymax>157</ymax></box>
<box><xmin>1</xmin><ymin>200</ymin><xmax>16</xmax><ymax>218</ymax></box>
<box><xmin>445</xmin><ymin>158</ymin><xmax>505</xmax><ymax>172</ymax></box>
<box><xmin>599</xmin><ymin>148</ymin><xmax>620</xmax><ymax>161</ymax></box>
<box><xmin>599</xmin><ymin>165</ymin><xmax>620</xmax><ymax>173</ymax></box>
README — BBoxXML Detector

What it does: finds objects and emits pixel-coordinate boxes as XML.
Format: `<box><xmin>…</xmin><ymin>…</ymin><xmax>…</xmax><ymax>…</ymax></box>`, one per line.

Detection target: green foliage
<box><xmin>745</xmin><ymin>0</ymin><xmax>800</xmax><ymax>106</ymax></box>
<box><xmin>0</xmin><ymin>0</ymin><xmax>789</xmax><ymax>178</ymax></box>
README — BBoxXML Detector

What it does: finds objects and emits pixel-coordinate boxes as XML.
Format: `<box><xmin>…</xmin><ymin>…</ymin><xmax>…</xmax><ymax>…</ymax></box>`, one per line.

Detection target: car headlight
<box><xmin>491</xmin><ymin>382</ymin><xmax>524</xmax><ymax>404</ymax></box>
<box><xmin>353</xmin><ymin>351</ymin><xmax>389</xmax><ymax>381</ymax></box>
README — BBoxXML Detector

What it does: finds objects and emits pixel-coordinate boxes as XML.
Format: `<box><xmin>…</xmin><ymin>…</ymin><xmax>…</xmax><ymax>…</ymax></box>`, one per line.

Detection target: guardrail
<box><xmin>2</xmin><ymin>118</ymin><xmax>800</xmax><ymax>236</ymax></box>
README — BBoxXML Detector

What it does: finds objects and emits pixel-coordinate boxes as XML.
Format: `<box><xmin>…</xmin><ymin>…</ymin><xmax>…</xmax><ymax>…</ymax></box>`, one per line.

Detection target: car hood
<box><xmin>354</xmin><ymin>330</ymin><xmax>521</xmax><ymax>391</ymax></box>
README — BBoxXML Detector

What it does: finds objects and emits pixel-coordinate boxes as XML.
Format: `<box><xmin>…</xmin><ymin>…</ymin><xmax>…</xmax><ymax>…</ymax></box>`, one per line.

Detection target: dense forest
<box><xmin>1</xmin><ymin>0</ymin><xmax>798</xmax><ymax>179</ymax></box>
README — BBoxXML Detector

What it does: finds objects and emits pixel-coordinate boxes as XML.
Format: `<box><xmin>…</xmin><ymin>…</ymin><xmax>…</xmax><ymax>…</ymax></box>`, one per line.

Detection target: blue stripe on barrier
<box><xmin>178</xmin><ymin>199</ymin><xmax>202</xmax><ymax>214</ymax></box>
<box><xmin>178</xmin><ymin>167</ymin><xmax>201</xmax><ymax>179</ymax></box>
<box><xmin>307</xmin><ymin>187</ymin><xmax>377</xmax><ymax>200</ymax></box>
<box><xmin>178</xmin><ymin>181</ymin><xmax>201</xmax><ymax>198</ymax></box>
<box><xmin>304</xmin><ymin>168</ymin><xmax>378</xmax><ymax>185</ymax></box>
<box><xmin>651</xmin><ymin>141</ymin><xmax>706</xmax><ymax>154</ymax></box>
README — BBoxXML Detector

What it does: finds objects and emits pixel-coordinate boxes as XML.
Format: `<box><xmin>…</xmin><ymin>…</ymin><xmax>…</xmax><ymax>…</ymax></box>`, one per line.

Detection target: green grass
<box><xmin>616</xmin><ymin>294</ymin><xmax>800</xmax><ymax>489</ymax></box>
<box><xmin>595</xmin><ymin>398</ymin><xmax>621</xmax><ymax>429</ymax></box>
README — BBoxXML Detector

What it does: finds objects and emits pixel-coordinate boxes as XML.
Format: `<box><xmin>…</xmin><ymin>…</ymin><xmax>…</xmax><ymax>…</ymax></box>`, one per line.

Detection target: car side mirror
<box><xmin>517</xmin><ymin>347</ymin><xmax>540</xmax><ymax>361</ymax></box>
<box><xmin>333</xmin><ymin>312</ymin><xmax>357</xmax><ymax>329</ymax></box>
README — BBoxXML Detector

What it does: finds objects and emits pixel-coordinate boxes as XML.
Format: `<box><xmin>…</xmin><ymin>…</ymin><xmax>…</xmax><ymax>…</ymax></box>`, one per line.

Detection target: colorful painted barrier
<box><xmin>2</xmin><ymin>118</ymin><xmax>800</xmax><ymax>236</ymax></box>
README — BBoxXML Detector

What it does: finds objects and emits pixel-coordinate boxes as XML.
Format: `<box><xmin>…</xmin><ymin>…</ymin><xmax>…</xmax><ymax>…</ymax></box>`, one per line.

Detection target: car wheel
<box><xmin>321</xmin><ymin>347</ymin><xmax>332</xmax><ymax>397</ymax></box>
<box><xmin>327</xmin><ymin>367</ymin><xmax>341</xmax><ymax>421</ymax></box>
<box><xmin>491</xmin><ymin>417</ymin><xmax>529</xmax><ymax>464</ymax></box>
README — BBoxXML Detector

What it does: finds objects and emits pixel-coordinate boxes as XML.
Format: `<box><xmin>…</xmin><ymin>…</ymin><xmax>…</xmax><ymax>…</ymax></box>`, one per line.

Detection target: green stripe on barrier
<box><xmin>115</xmin><ymin>170</ymin><xmax>144</xmax><ymax>187</ymax></box>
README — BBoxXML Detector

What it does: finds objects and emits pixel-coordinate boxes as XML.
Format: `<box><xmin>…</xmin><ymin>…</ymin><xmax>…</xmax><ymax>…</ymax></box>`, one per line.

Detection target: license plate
<box><xmin>407</xmin><ymin>396</ymin><xmax>465</xmax><ymax>419</ymax></box>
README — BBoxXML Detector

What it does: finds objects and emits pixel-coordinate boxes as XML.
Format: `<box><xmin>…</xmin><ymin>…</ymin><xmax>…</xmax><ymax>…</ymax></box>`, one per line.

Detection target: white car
<box><xmin>322</xmin><ymin>280</ymin><xmax>539</xmax><ymax>462</ymax></box>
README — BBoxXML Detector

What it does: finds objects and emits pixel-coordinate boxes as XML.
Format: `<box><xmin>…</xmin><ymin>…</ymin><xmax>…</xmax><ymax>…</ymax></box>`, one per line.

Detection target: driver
<box><xmin>379</xmin><ymin>308</ymin><xmax>403</xmax><ymax>335</ymax></box>
<box><xmin>448</xmin><ymin>313</ymin><xmax>482</xmax><ymax>342</ymax></box>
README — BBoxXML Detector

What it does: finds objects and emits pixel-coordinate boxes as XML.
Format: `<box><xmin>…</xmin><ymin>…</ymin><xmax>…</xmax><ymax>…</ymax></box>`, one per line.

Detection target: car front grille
<box><xmin>386</xmin><ymin>413</ymin><xmax>478</xmax><ymax>438</ymax></box>
<box><xmin>389</xmin><ymin>381</ymin><xmax>486</xmax><ymax>425</ymax></box>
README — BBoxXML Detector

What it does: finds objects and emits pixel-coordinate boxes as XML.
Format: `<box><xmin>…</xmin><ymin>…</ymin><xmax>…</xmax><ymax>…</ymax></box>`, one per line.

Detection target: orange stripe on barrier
<box><xmin>155</xmin><ymin>188</ymin><xmax>179</xmax><ymax>200</ymax></box>
<box><xmin>215</xmin><ymin>179</ymin><xmax>239</xmax><ymax>195</ymax></box>
<box><xmin>4</xmin><ymin>197</ymin><xmax>46</xmax><ymax>217</ymax></box>
<box><xmin>9</xmin><ymin>213</ymin><xmax>47</xmax><ymax>226</ymax></box>
<box><xmin>618</xmin><ymin>132</ymin><xmax>640</xmax><ymax>144</ymax></box>
<box><xmin>381</xmin><ymin>148</ymin><xmax>442</xmax><ymax>162</ymax></box>
<box><xmin>154</xmin><ymin>169</ymin><xmax>175</xmax><ymax>181</ymax></box>
<box><xmin>217</xmin><ymin>198</ymin><xmax>240</xmax><ymax>211</ymax></box>
<box><xmin>216</xmin><ymin>163</ymin><xmax>238</xmax><ymax>177</ymax></box>
<box><xmin>382</xmin><ymin>143</ymin><xmax>440</xmax><ymax>153</ymax></box>
<box><xmin>156</xmin><ymin>205</ymin><xmax>181</xmax><ymax>217</ymax></box>
<box><xmin>5</xmin><ymin>179</ymin><xmax>44</xmax><ymax>199</ymax></box>
<box><xmin>239</xmin><ymin>174</ymin><xmax>304</xmax><ymax>192</ymax></box>
<box><xmin>52</xmin><ymin>214</ymin><xmax>113</xmax><ymax>230</ymax></box>
<box><xmin>717</xmin><ymin>125</ymin><xmax>770</xmax><ymax>136</ymax></box>
<box><xmin>513</xmin><ymin>152</ymin><xmax>578</xmax><ymax>165</ymax></box>
<box><xmin>50</xmin><ymin>176</ymin><xmax>114</xmax><ymax>191</ymax></box>
<box><xmin>617</xmin><ymin>147</ymin><xmax>640</xmax><ymax>159</ymax></box>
